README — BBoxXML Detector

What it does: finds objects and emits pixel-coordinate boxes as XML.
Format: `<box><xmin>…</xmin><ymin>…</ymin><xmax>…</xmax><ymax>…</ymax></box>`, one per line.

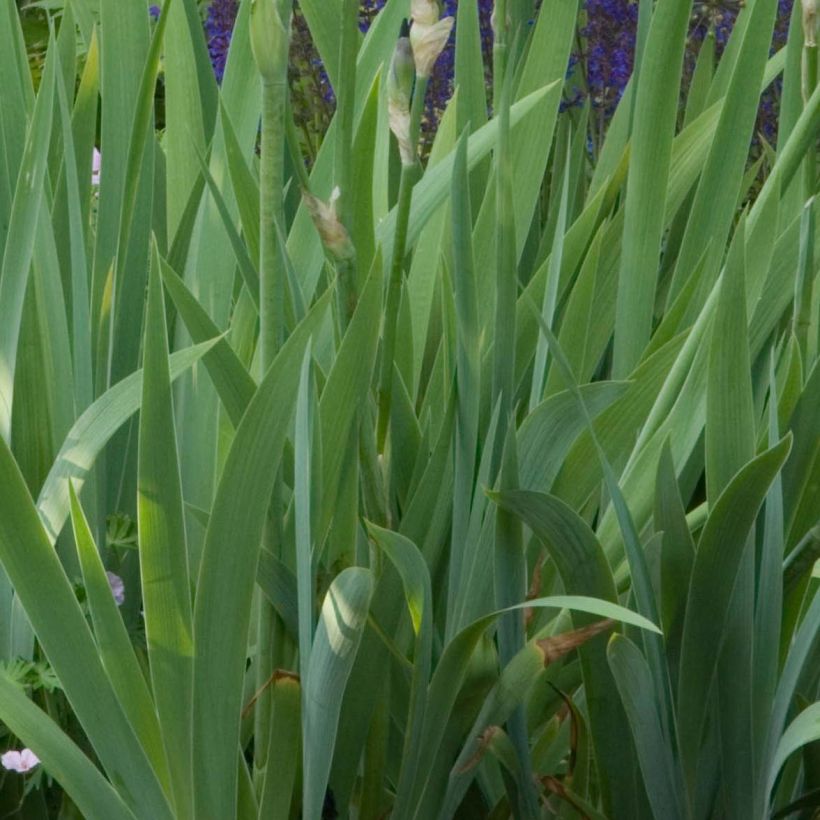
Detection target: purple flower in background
<box><xmin>149</xmin><ymin>4</ymin><xmax>160</xmax><ymax>19</ymax></box>
<box><xmin>290</xmin><ymin>6</ymin><xmax>336</xmax><ymax>158</ymax></box>
<box><xmin>205</xmin><ymin>0</ymin><xmax>794</xmax><ymax>159</ymax></box>
<box><xmin>688</xmin><ymin>0</ymin><xmax>744</xmax><ymax>48</ymax></box>
<box><xmin>760</xmin><ymin>0</ymin><xmax>794</xmax><ymax>144</ymax></box>
<box><xmin>205</xmin><ymin>0</ymin><xmax>238</xmax><ymax>83</ymax></box>
<box><xmin>567</xmin><ymin>0</ymin><xmax>794</xmax><ymax>149</ymax></box>
<box><xmin>107</xmin><ymin>571</ymin><xmax>125</xmax><ymax>606</ymax></box>
<box><xmin>208</xmin><ymin>1</ymin><xmax>490</xmax><ymax>156</ymax></box>
<box><xmin>359</xmin><ymin>0</ymin><xmax>387</xmax><ymax>33</ymax></box>
<box><xmin>683</xmin><ymin>0</ymin><xmax>794</xmax><ymax>145</ymax></box>
<box><xmin>579</xmin><ymin>0</ymin><xmax>639</xmax><ymax>118</ymax></box>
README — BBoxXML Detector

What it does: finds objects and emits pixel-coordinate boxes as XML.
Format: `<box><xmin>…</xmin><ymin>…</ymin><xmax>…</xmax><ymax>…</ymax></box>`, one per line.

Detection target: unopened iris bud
<box><xmin>411</xmin><ymin>0</ymin><xmax>440</xmax><ymax>26</ymax></box>
<box><xmin>804</xmin><ymin>0</ymin><xmax>817</xmax><ymax>47</ymax></box>
<box><xmin>410</xmin><ymin>0</ymin><xmax>453</xmax><ymax>78</ymax></box>
<box><xmin>303</xmin><ymin>186</ymin><xmax>356</xmax><ymax>263</ymax></box>
<box><xmin>250</xmin><ymin>0</ymin><xmax>289</xmax><ymax>83</ymax></box>
<box><xmin>388</xmin><ymin>20</ymin><xmax>416</xmax><ymax>165</ymax></box>
<box><xmin>388</xmin><ymin>19</ymin><xmax>415</xmax><ymax>109</ymax></box>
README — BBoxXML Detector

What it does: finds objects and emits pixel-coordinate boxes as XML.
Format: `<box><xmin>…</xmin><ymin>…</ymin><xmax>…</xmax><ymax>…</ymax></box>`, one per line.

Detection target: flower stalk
<box><xmin>251</xmin><ymin>0</ymin><xmax>289</xmax><ymax>366</ymax></box>
<box><xmin>250</xmin><ymin>0</ymin><xmax>291</xmax><ymax>785</ymax></box>
<box><xmin>377</xmin><ymin>7</ymin><xmax>454</xmax><ymax>451</ymax></box>
<box><xmin>802</xmin><ymin>0</ymin><xmax>817</xmax><ymax>187</ymax></box>
<box><xmin>492</xmin><ymin>0</ymin><xmax>510</xmax><ymax>112</ymax></box>
<box><xmin>377</xmin><ymin>19</ymin><xmax>420</xmax><ymax>452</ymax></box>
<box><xmin>797</xmin><ymin>0</ymin><xmax>817</xmax><ymax>360</ymax></box>
<box><xmin>491</xmin><ymin>37</ymin><xmax>516</xmax><ymax>445</ymax></box>
<box><xmin>333</xmin><ymin>0</ymin><xmax>361</xmax><ymax>327</ymax></box>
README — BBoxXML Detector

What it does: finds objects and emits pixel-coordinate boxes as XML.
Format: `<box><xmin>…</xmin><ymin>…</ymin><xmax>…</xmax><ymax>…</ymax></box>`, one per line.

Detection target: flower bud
<box><xmin>388</xmin><ymin>20</ymin><xmax>417</xmax><ymax>165</ymax></box>
<box><xmin>409</xmin><ymin>3</ymin><xmax>454</xmax><ymax>79</ymax></box>
<box><xmin>388</xmin><ymin>19</ymin><xmax>415</xmax><ymax>110</ymax></box>
<box><xmin>250</xmin><ymin>0</ymin><xmax>289</xmax><ymax>83</ymax></box>
<box><xmin>303</xmin><ymin>187</ymin><xmax>356</xmax><ymax>263</ymax></box>
<box><xmin>804</xmin><ymin>0</ymin><xmax>817</xmax><ymax>47</ymax></box>
<box><xmin>411</xmin><ymin>0</ymin><xmax>440</xmax><ymax>26</ymax></box>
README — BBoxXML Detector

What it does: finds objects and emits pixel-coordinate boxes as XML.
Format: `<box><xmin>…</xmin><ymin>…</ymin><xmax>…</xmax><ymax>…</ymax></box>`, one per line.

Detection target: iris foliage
<box><xmin>0</xmin><ymin>0</ymin><xmax>818</xmax><ymax>818</ymax></box>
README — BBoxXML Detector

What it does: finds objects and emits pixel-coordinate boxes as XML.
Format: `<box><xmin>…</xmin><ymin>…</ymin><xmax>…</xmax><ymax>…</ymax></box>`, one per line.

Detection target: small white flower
<box><xmin>107</xmin><ymin>571</ymin><xmax>125</xmax><ymax>606</ymax></box>
<box><xmin>1</xmin><ymin>749</ymin><xmax>40</xmax><ymax>773</ymax></box>
<box><xmin>91</xmin><ymin>148</ymin><xmax>101</xmax><ymax>186</ymax></box>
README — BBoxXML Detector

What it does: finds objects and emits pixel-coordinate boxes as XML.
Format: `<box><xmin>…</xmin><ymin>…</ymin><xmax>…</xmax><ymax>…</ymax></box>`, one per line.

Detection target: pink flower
<box><xmin>1</xmin><ymin>749</ymin><xmax>40</xmax><ymax>773</ymax></box>
<box><xmin>91</xmin><ymin>148</ymin><xmax>101</xmax><ymax>186</ymax></box>
<box><xmin>107</xmin><ymin>571</ymin><xmax>125</xmax><ymax>606</ymax></box>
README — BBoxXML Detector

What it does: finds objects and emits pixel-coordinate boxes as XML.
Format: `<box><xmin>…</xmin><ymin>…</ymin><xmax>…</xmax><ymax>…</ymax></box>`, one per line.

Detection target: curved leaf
<box><xmin>138</xmin><ymin>248</ymin><xmax>194</xmax><ymax>816</ymax></box>
<box><xmin>767</xmin><ymin>702</ymin><xmax>820</xmax><ymax>800</ymax></box>
<box><xmin>607</xmin><ymin>635</ymin><xmax>684</xmax><ymax>820</ymax></box>
<box><xmin>303</xmin><ymin>568</ymin><xmax>373</xmax><ymax>820</ymax></box>
<box><xmin>678</xmin><ymin>435</ymin><xmax>793</xmax><ymax>784</ymax></box>
<box><xmin>37</xmin><ymin>340</ymin><xmax>219</xmax><ymax>544</ymax></box>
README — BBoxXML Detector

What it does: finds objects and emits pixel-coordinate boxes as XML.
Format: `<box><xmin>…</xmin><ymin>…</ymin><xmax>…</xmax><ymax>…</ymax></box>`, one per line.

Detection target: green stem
<box><xmin>259</xmin><ymin>78</ymin><xmax>286</xmax><ymax>366</ymax></box>
<box><xmin>408</xmin><ymin>74</ymin><xmax>429</xmax><ymax>158</ymax></box>
<box><xmin>490</xmin><ymin>34</ymin><xmax>537</xmax><ymax>817</ymax></box>
<box><xmin>491</xmin><ymin>69</ymin><xmax>516</xmax><ymax>439</ymax></box>
<box><xmin>336</xmin><ymin>256</ymin><xmax>359</xmax><ymax>328</ymax></box>
<box><xmin>334</xmin><ymin>0</ymin><xmax>360</xmax><ymax>328</ymax></box>
<box><xmin>334</xmin><ymin>0</ymin><xmax>358</xmax><ymax>228</ymax></box>
<box><xmin>376</xmin><ymin>164</ymin><xmax>414</xmax><ymax>452</ymax></box>
<box><xmin>803</xmin><ymin>41</ymin><xmax>817</xmax><ymax>194</ymax></box>
<box><xmin>359</xmin><ymin>406</ymin><xmax>388</xmax><ymax>527</ymax></box>
<box><xmin>793</xmin><ymin>198</ymin><xmax>816</xmax><ymax>360</ymax></box>
<box><xmin>492</xmin><ymin>0</ymin><xmax>508</xmax><ymax>114</ymax></box>
<box><xmin>797</xmin><ymin>37</ymin><xmax>817</xmax><ymax>360</ymax></box>
<box><xmin>255</xmin><ymin>32</ymin><xmax>288</xmax><ymax>779</ymax></box>
<box><xmin>375</xmin><ymin>75</ymin><xmax>429</xmax><ymax>452</ymax></box>
<box><xmin>490</xmin><ymin>0</ymin><xmax>517</xmax><ymax>452</ymax></box>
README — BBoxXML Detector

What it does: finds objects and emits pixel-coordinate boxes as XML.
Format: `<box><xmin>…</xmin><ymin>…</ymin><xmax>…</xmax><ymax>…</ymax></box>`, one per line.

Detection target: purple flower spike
<box><xmin>205</xmin><ymin>0</ymin><xmax>239</xmax><ymax>83</ymax></box>
<box><xmin>149</xmin><ymin>4</ymin><xmax>161</xmax><ymax>19</ymax></box>
<box><xmin>567</xmin><ymin>0</ymin><xmax>794</xmax><ymax>147</ymax></box>
<box><xmin>580</xmin><ymin>0</ymin><xmax>638</xmax><ymax>117</ymax></box>
<box><xmin>359</xmin><ymin>0</ymin><xmax>388</xmax><ymax>33</ymax></box>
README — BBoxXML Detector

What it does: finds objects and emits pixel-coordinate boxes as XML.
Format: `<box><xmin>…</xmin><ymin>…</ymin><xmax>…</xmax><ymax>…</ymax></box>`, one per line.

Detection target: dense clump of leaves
<box><xmin>0</xmin><ymin>0</ymin><xmax>818</xmax><ymax>818</ymax></box>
